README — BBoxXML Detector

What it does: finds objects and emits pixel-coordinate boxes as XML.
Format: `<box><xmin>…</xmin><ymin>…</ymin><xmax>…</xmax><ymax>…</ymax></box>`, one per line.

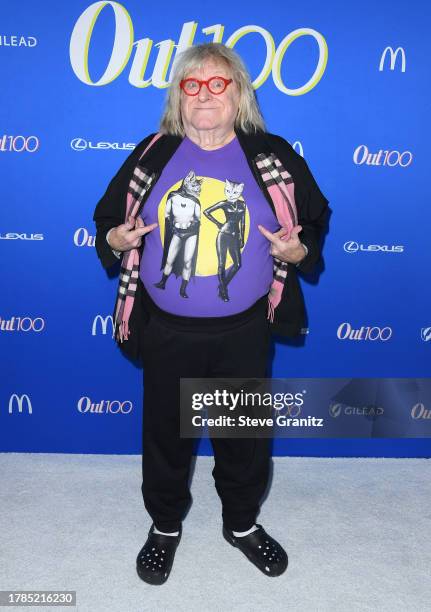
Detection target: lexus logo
<box><xmin>0</xmin><ymin>233</ymin><xmax>44</xmax><ymax>241</ymax></box>
<box><xmin>344</xmin><ymin>241</ymin><xmax>359</xmax><ymax>253</ymax></box>
<box><xmin>71</xmin><ymin>138</ymin><xmax>135</xmax><ymax>151</ymax></box>
<box><xmin>8</xmin><ymin>393</ymin><xmax>33</xmax><ymax>414</ymax></box>
<box><xmin>421</xmin><ymin>328</ymin><xmax>431</xmax><ymax>342</ymax></box>
<box><xmin>71</xmin><ymin>138</ymin><xmax>88</xmax><ymax>151</ymax></box>
<box><xmin>344</xmin><ymin>241</ymin><xmax>404</xmax><ymax>254</ymax></box>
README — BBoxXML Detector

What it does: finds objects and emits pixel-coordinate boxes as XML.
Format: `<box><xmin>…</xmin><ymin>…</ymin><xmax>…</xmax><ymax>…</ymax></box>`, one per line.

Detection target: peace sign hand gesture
<box><xmin>258</xmin><ymin>224</ymin><xmax>307</xmax><ymax>265</ymax></box>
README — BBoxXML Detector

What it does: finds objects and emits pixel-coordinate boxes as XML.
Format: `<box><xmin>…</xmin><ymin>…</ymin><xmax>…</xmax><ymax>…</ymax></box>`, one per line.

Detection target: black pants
<box><xmin>140</xmin><ymin>284</ymin><xmax>272</xmax><ymax>533</ymax></box>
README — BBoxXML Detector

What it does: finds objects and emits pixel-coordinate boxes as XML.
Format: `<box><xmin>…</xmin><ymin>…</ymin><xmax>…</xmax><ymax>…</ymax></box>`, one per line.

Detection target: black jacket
<box><xmin>93</xmin><ymin>127</ymin><xmax>330</xmax><ymax>361</ymax></box>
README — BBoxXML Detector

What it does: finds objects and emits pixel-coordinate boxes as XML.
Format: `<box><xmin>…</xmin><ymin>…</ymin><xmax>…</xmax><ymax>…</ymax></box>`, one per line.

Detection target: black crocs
<box><xmin>223</xmin><ymin>523</ymin><xmax>288</xmax><ymax>577</ymax></box>
<box><xmin>136</xmin><ymin>523</ymin><xmax>182</xmax><ymax>585</ymax></box>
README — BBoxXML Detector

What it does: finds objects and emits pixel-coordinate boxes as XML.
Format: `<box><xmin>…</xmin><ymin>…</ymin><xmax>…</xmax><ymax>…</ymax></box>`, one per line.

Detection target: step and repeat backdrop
<box><xmin>1</xmin><ymin>1</ymin><xmax>430</xmax><ymax>456</ymax></box>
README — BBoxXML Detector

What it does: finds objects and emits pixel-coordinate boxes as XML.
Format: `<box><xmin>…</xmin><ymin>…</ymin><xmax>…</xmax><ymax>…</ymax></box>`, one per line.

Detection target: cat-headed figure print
<box><xmin>204</xmin><ymin>179</ymin><xmax>246</xmax><ymax>302</ymax></box>
<box><xmin>154</xmin><ymin>170</ymin><xmax>202</xmax><ymax>298</ymax></box>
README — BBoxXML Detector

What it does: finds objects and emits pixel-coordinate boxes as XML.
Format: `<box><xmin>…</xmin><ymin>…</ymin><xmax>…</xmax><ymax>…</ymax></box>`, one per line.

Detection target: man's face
<box><xmin>180</xmin><ymin>60</ymin><xmax>240</xmax><ymax>134</ymax></box>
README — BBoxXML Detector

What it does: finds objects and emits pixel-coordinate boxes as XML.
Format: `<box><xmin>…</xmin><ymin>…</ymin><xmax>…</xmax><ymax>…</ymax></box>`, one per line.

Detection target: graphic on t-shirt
<box><xmin>203</xmin><ymin>179</ymin><xmax>245</xmax><ymax>302</ymax></box>
<box><xmin>139</xmin><ymin>135</ymin><xmax>277</xmax><ymax>316</ymax></box>
<box><xmin>154</xmin><ymin>171</ymin><xmax>250</xmax><ymax>300</ymax></box>
<box><xmin>154</xmin><ymin>170</ymin><xmax>202</xmax><ymax>298</ymax></box>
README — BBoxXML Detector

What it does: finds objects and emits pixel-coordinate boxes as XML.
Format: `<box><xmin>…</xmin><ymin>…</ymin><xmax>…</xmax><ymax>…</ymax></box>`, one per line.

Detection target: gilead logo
<box><xmin>0</xmin><ymin>35</ymin><xmax>37</xmax><ymax>47</ymax></box>
<box><xmin>329</xmin><ymin>402</ymin><xmax>384</xmax><ymax>418</ymax></box>
<box><xmin>69</xmin><ymin>1</ymin><xmax>328</xmax><ymax>94</ymax></box>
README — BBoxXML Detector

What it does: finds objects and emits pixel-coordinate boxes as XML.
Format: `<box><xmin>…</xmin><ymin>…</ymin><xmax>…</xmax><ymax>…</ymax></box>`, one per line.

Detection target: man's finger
<box><xmin>274</xmin><ymin>227</ymin><xmax>291</xmax><ymax>241</ymax></box>
<box><xmin>257</xmin><ymin>224</ymin><xmax>280</xmax><ymax>244</ymax></box>
<box><xmin>124</xmin><ymin>216</ymin><xmax>134</xmax><ymax>230</ymax></box>
<box><xmin>286</xmin><ymin>226</ymin><xmax>302</xmax><ymax>244</ymax></box>
<box><xmin>132</xmin><ymin>222</ymin><xmax>158</xmax><ymax>237</ymax></box>
<box><xmin>290</xmin><ymin>225</ymin><xmax>303</xmax><ymax>236</ymax></box>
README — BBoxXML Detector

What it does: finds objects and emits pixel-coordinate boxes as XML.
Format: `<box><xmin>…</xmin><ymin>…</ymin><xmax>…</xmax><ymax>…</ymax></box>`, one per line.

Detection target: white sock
<box><xmin>232</xmin><ymin>524</ymin><xmax>259</xmax><ymax>537</ymax></box>
<box><xmin>153</xmin><ymin>526</ymin><xmax>180</xmax><ymax>536</ymax></box>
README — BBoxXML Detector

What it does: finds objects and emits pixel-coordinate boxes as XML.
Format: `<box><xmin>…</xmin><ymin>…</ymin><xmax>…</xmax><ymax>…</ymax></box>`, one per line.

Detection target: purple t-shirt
<box><xmin>139</xmin><ymin>135</ymin><xmax>279</xmax><ymax>316</ymax></box>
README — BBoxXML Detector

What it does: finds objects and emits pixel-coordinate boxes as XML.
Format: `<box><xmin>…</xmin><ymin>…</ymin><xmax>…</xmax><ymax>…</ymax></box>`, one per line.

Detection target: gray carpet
<box><xmin>1</xmin><ymin>453</ymin><xmax>430</xmax><ymax>612</ymax></box>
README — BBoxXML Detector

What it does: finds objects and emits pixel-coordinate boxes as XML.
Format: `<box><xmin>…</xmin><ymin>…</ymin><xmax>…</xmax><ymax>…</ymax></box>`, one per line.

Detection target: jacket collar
<box><xmin>234</xmin><ymin>126</ymin><xmax>272</xmax><ymax>158</ymax></box>
<box><xmin>139</xmin><ymin>127</ymin><xmax>272</xmax><ymax>173</ymax></box>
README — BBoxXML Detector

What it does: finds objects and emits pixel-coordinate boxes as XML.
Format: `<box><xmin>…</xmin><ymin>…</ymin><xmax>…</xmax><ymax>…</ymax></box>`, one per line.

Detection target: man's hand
<box><xmin>258</xmin><ymin>224</ymin><xmax>307</xmax><ymax>264</ymax></box>
<box><xmin>108</xmin><ymin>215</ymin><xmax>158</xmax><ymax>252</ymax></box>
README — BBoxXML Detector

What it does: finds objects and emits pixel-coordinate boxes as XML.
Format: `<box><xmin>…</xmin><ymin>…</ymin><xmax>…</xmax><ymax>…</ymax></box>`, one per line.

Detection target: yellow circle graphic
<box><xmin>157</xmin><ymin>176</ymin><xmax>250</xmax><ymax>277</ymax></box>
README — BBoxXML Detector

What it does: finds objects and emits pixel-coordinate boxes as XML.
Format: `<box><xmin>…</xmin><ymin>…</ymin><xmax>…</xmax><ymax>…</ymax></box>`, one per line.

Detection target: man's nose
<box><xmin>198</xmin><ymin>83</ymin><xmax>212</xmax><ymax>101</ymax></box>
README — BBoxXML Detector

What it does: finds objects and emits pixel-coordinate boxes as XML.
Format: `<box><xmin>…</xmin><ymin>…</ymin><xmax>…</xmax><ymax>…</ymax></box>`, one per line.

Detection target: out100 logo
<box><xmin>69</xmin><ymin>1</ymin><xmax>328</xmax><ymax>94</ymax></box>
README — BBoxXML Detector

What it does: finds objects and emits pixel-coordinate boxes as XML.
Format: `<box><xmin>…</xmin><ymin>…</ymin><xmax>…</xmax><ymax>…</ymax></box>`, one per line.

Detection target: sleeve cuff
<box><xmin>295</xmin><ymin>242</ymin><xmax>308</xmax><ymax>267</ymax></box>
<box><xmin>106</xmin><ymin>228</ymin><xmax>122</xmax><ymax>259</ymax></box>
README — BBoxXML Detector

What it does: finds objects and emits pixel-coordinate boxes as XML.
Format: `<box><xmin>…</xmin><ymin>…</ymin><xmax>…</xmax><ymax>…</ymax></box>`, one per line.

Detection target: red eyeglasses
<box><xmin>179</xmin><ymin>76</ymin><xmax>233</xmax><ymax>96</ymax></box>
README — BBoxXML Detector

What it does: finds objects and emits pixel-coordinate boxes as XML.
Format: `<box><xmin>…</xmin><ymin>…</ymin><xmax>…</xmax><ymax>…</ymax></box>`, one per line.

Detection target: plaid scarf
<box><xmin>254</xmin><ymin>152</ymin><xmax>298</xmax><ymax>322</ymax></box>
<box><xmin>114</xmin><ymin>135</ymin><xmax>298</xmax><ymax>344</ymax></box>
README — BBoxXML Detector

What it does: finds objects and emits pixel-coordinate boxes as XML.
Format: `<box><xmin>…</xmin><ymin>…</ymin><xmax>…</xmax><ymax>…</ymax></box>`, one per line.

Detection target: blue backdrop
<box><xmin>1</xmin><ymin>0</ymin><xmax>430</xmax><ymax>456</ymax></box>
